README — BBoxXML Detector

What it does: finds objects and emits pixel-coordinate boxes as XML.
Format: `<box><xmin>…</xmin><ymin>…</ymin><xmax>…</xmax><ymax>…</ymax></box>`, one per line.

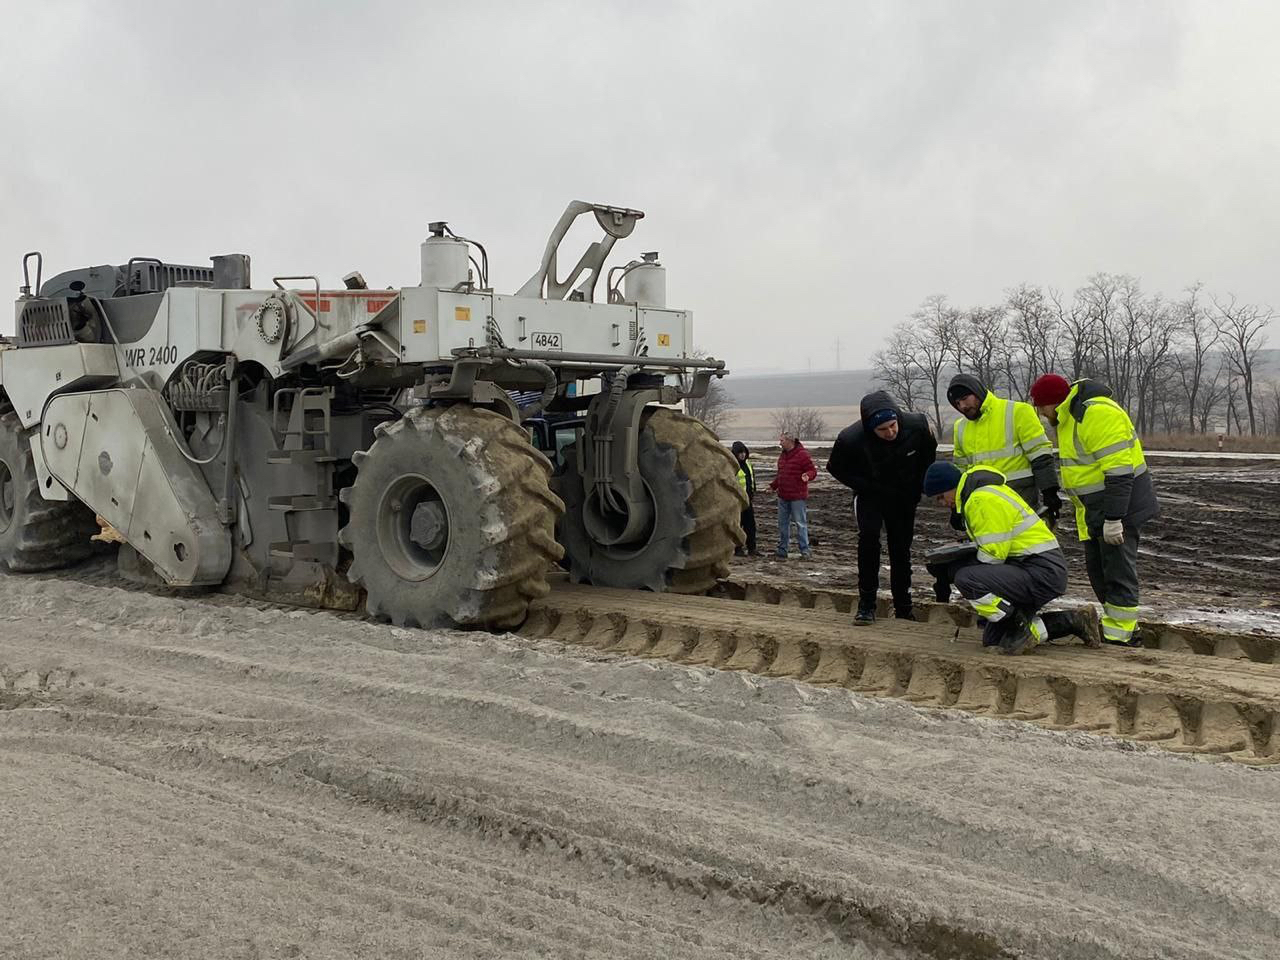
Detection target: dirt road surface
<box><xmin>743</xmin><ymin>458</ymin><xmax>1280</xmax><ymax>623</ymax></box>
<box><xmin>3</xmin><ymin>569</ymin><xmax>1279</xmax><ymax>959</ymax></box>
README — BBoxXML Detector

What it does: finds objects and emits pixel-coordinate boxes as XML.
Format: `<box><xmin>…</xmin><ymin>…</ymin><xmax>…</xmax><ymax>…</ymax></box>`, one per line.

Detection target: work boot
<box><xmin>734</xmin><ymin>548</ymin><xmax>746</xmax><ymax>558</ymax></box>
<box><xmin>1104</xmin><ymin>633</ymin><xmax>1144</xmax><ymax>649</ymax></box>
<box><xmin>853</xmin><ymin>605</ymin><xmax>876</xmax><ymax>627</ymax></box>
<box><xmin>1071</xmin><ymin>610</ymin><xmax>1102</xmax><ymax>648</ymax></box>
<box><xmin>895</xmin><ymin>607</ymin><xmax>917</xmax><ymax>622</ymax></box>
<box><xmin>1043</xmin><ymin>609</ymin><xmax>1102</xmax><ymax>648</ymax></box>
<box><xmin>998</xmin><ymin>612</ymin><xmax>1040</xmax><ymax>656</ymax></box>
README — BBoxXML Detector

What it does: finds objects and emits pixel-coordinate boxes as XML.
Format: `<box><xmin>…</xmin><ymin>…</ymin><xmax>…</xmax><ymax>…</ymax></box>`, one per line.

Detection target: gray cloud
<box><xmin>2</xmin><ymin>0</ymin><xmax>1275</xmax><ymax>370</ymax></box>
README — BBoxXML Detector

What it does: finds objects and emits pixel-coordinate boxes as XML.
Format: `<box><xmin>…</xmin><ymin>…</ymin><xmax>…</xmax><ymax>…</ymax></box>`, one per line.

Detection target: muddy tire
<box><xmin>556</xmin><ymin>408</ymin><xmax>746</xmax><ymax>594</ymax></box>
<box><xmin>0</xmin><ymin>410</ymin><xmax>97</xmax><ymax>573</ymax></box>
<box><xmin>338</xmin><ymin>405</ymin><xmax>564</xmax><ymax>630</ymax></box>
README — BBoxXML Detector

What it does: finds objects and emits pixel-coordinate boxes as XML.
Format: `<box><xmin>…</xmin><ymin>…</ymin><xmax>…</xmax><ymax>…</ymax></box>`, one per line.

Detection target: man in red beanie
<box><xmin>1029</xmin><ymin>373</ymin><xmax>1159</xmax><ymax>646</ymax></box>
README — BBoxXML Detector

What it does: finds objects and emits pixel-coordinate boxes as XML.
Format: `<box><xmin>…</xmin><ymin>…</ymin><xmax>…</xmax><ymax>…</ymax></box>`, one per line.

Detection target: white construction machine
<box><xmin>0</xmin><ymin>202</ymin><xmax>744</xmax><ymax>628</ymax></box>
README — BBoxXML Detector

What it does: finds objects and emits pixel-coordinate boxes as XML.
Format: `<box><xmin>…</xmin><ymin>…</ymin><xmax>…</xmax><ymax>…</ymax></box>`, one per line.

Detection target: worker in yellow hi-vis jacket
<box><xmin>947</xmin><ymin>373</ymin><xmax>1060</xmax><ymax>523</ymax></box>
<box><xmin>922</xmin><ymin>461</ymin><xmax>1100</xmax><ymax>655</ymax></box>
<box><xmin>1029</xmin><ymin>374</ymin><xmax>1160</xmax><ymax>647</ymax></box>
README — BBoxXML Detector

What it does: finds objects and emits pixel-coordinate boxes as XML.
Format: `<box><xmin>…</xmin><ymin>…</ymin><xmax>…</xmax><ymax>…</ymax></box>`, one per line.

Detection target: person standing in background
<box><xmin>731</xmin><ymin>441</ymin><xmax>757</xmax><ymax>556</ymax></box>
<box><xmin>827</xmin><ymin>391</ymin><xmax>936</xmax><ymax>625</ymax></box>
<box><xmin>769</xmin><ymin>432</ymin><xmax>817</xmax><ymax>560</ymax></box>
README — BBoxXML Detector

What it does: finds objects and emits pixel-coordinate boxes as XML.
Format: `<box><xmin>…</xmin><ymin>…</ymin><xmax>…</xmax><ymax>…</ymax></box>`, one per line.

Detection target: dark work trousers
<box><xmin>1083</xmin><ymin>526</ymin><xmax>1140</xmax><ymax>608</ymax></box>
<box><xmin>855</xmin><ymin>495</ymin><xmax>917</xmax><ymax>614</ymax></box>
<box><xmin>740</xmin><ymin>505</ymin><xmax>757</xmax><ymax>554</ymax></box>
<box><xmin>953</xmin><ymin>550</ymin><xmax>1069</xmax><ymax>646</ymax></box>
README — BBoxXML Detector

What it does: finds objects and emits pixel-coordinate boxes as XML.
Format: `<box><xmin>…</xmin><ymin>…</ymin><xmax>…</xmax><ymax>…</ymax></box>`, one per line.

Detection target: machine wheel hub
<box><xmin>375</xmin><ymin>473</ymin><xmax>450</xmax><ymax>581</ymax></box>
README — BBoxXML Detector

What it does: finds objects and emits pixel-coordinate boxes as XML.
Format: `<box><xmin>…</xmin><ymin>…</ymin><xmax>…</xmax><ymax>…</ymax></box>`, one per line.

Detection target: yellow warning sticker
<box><xmin>413</xmin><ymin>317</ymin><xmax>427</xmax><ymax>334</ymax></box>
<box><xmin>455</xmin><ymin>306</ymin><xmax>472</xmax><ymax>323</ymax></box>
<box><xmin>657</xmin><ymin>333</ymin><xmax>670</xmax><ymax>346</ymax></box>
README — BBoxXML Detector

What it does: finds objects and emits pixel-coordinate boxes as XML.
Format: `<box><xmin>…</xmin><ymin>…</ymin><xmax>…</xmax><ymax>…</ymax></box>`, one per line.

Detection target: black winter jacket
<box><xmin>827</xmin><ymin>391</ymin><xmax>938</xmax><ymax>504</ymax></box>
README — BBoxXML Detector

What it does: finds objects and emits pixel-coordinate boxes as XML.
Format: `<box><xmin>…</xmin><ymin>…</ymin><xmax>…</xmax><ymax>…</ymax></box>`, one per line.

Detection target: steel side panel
<box><xmin>41</xmin><ymin>389</ymin><xmax>231</xmax><ymax>586</ymax></box>
<box><xmin>27</xmin><ymin>435</ymin><xmax>69</xmax><ymax>501</ymax></box>
<box><xmin>396</xmin><ymin>289</ymin><xmax>693</xmax><ymax>363</ymax></box>
<box><xmin>0</xmin><ymin>343</ymin><xmax>120</xmax><ymax>427</ymax></box>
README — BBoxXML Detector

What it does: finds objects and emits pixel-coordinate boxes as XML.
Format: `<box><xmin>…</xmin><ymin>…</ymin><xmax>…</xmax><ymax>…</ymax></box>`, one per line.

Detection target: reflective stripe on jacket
<box><xmin>957</xmin><ymin>467</ymin><xmax>1060</xmax><ymax>564</ymax></box>
<box><xmin>1056</xmin><ymin>384</ymin><xmax>1147</xmax><ymax>540</ymax></box>
<box><xmin>951</xmin><ymin>393</ymin><xmax>1053</xmax><ymax>482</ymax></box>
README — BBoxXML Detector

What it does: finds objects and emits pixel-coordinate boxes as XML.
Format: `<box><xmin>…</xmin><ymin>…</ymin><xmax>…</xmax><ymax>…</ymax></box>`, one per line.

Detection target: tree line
<box><xmin>871</xmin><ymin>275</ymin><xmax>1277</xmax><ymax>437</ymax></box>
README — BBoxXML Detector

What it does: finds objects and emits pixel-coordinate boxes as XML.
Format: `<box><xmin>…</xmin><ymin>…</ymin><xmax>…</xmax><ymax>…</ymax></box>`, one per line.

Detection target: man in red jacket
<box><xmin>769</xmin><ymin>432</ymin><xmax>817</xmax><ymax>559</ymax></box>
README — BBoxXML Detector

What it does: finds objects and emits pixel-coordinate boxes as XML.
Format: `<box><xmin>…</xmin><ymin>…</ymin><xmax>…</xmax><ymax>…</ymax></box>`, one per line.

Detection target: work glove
<box><xmin>948</xmin><ymin>509</ymin><xmax>965</xmax><ymax>532</ymax></box>
<box><xmin>1102</xmin><ymin>518</ymin><xmax>1125</xmax><ymax>545</ymax></box>
<box><xmin>1040</xmin><ymin>487</ymin><xmax>1062</xmax><ymax>530</ymax></box>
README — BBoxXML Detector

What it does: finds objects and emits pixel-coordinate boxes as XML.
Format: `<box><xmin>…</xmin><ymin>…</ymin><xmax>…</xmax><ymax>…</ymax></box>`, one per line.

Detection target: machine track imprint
<box><xmin>710</xmin><ymin>578</ymin><xmax>1280</xmax><ymax>664</ymax></box>
<box><xmin>522</xmin><ymin>583</ymin><xmax>1280</xmax><ymax>766</ymax></box>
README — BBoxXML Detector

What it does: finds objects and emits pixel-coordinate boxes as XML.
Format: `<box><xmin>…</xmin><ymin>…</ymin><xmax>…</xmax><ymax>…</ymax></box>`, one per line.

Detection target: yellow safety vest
<box><xmin>957</xmin><ymin>467</ymin><xmax>1060</xmax><ymax>564</ymax></box>
<box><xmin>952</xmin><ymin>393</ymin><xmax>1053</xmax><ymax>483</ymax></box>
<box><xmin>1055</xmin><ymin>385</ymin><xmax>1147</xmax><ymax>541</ymax></box>
<box><xmin>736</xmin><ymin>458</ymin><xmax>754</xmax><ymax>495</ymax></box>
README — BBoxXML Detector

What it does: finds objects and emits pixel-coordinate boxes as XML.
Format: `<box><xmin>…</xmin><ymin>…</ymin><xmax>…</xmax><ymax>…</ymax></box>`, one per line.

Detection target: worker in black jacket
<box><xmin>827</xmin><ymin>390</ymin><xmax>937</xmax><ymax>625</ymax></box>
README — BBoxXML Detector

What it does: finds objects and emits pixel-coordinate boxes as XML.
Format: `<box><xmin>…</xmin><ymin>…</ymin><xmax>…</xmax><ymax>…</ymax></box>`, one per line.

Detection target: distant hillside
<box><xmin>720</xmin><ymin>369</ymin><xmax>878</xmax><ymax>409</ymax></box>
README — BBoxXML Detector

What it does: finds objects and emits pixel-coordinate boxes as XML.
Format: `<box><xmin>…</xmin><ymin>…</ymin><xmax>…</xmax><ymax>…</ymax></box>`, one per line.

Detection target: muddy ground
<box><xmin>741</xmin><ymin>456</ymin><xmax>1280</xmax><ymax>627</ymax></box>
<box><xmin>2</xmin><ymin>569</ymin><xmax>1280</xmax><ymax>959</ymax></box>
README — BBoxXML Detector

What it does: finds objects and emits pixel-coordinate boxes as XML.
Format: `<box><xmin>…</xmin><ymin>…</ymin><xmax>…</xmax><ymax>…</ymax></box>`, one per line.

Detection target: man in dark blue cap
<box><xmin>827</xmin><ymin>390</ymin><xmax>937</xmax><ymax>625</ymax></box>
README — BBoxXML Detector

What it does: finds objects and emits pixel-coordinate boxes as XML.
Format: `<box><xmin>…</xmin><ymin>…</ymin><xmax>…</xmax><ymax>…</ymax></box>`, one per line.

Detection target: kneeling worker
<box><xmin>922</xmin><ymin>461</ymin><xmax>1100</xmax><ymax>654</ymax></box>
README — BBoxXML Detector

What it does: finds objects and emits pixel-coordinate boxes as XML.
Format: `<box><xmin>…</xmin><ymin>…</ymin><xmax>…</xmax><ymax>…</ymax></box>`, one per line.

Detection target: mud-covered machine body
<box><xmin>0</xmin><ymin>202</ymin><xmax>744</xmax><ymax>628</ymax></box>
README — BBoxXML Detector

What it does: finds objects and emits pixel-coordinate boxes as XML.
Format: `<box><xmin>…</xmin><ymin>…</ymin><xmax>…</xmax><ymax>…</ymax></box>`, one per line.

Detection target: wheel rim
<box><xmin>0</xmin><ymin>458</ymin><xmax>14</xmax><ymax>534</ymax></box>
<box><xmin>375</xmin><ymin>473</ymin><xmax>452</xmax><ymax>582</ymax></box>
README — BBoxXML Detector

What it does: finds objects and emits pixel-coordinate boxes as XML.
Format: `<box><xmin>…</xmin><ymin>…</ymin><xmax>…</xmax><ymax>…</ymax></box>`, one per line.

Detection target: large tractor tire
<box><xmin>556</xmin><ymin>408</ymin><xmax>746</xmax><ymax>594</ymax></box>
<box><xmin>338</xmin><ymin>404</ymin><xmax>564</xmax><ymax>630</ymax></box>
<box><xmin>0</xmin><ymin>410</ymin><xmax>97</xmax><ymax>572</ymax></box>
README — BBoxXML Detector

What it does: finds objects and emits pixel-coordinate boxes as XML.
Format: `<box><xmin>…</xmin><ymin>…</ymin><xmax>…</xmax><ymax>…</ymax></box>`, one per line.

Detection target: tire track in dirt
<box><xmin>4</xmin><ymin>572</ymin><xmax>1280</xmax><ymax>958</ymax></box>
<box><xmin>526</xmin><ymin>584</ymin><xmax>1280</xmax><ymax>765</ymax></box>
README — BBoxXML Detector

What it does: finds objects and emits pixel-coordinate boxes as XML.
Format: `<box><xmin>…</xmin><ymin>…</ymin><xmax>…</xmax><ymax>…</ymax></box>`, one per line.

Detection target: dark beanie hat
<box><xmin>868</xmin><ymin>408</ymin><xmax>898</xmax><ymax>429</ymax></box>
<box><xmin>1029</xmin><ymin>374</ymin><xmax>1071</xmax><ymax>407</ymax></box>
<box><xmin>922</xmin><ymin>461</ymin><xmax>963</xmax><ymax>497</ymax></box>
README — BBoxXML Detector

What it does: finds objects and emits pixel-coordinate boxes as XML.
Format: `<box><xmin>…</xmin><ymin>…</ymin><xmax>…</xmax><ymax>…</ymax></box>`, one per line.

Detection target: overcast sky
<box><xmin>2</xmin><ymin>0</ymin><xmax>1276</xmax><ymax>371</ymax></box>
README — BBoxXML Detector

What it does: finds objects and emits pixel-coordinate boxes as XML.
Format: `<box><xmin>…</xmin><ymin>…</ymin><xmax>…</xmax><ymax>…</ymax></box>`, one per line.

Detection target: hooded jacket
<box><xmin>731</xmin><ymin>441</ymin><xmax>756</xmax><ymax>499</ymax></box>
<box><xmin>770</xmin><ymin>440</ymin><xmax>817</xmax><ymax>500</ymax></box>
<box><xmin>1056</xmin><ymin>379</ymin><xmax>1159</xmax><ymax>537</ymax></box>
<box><xmin>948</xmin><ymin>373</ymin><xmax>1057</xmax><ymax>496</ymax></box>
<box><xmin>827</xmin><ymin>390</ymin><xmax>938</xmax><ymax>503</ymax></box>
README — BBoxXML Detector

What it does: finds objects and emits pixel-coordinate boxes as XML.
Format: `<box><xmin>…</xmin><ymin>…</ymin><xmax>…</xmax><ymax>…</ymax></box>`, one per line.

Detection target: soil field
<box><xmin>740</xmin><ymin>458</ymin><xmax>1280</xmax><ymax>628</ymax></box>
<box><xmin>3</xmin><ymin>568</ymin><xmax>1280</xmax><ymax>959</ymax></box>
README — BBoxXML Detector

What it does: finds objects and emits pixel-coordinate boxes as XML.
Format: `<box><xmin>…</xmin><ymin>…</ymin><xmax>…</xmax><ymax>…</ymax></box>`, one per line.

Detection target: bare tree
<box><xmin>1130</xmin><ymin>292</ymin><xmax>1179</xmax><ymax>434</ymax></box>
<box><xmin>1050</xmin><ymin>286</ymin><xmax>1095</xmax><ymax>381</ymax></box>
<box><xmin>1004</xmin><ymin>283</ymin><xmax>1059</xmax><ymax>393</ymax></box>
<box><xmin>683</xmin><ymin>378</ymin><xmax>734</xmax><ymax>435</ymax></box>
<box><xmin>955</xmin><ymin>305</ymin><xmax>1007</xmax><ymax>390</ymax></box>
<box><xmin>1194</xmin><ymin>356</ymin><xmax>1231</xmax><ymax>434</ymax></box>
<box><xmin>1214</xmin><ymin>294</ymin><xmax>1273</xmax><ymax>435</ymax></box>
<box><xmin>871</xmin><ymin>325</ymin><xmax>925</xmax><ymax>411</ymax></box>
<box><xmin>1170</xmin><ymin>283</ymin><xmax>1219</xmax><ymax>432</ymax></box>
<box><xmin>907</xmin><ymin>296</ymin><xmax>958</xmax><ymax>432</ymax></box>
<box><xmin>680</xmin><ymin>348</ymin><xmax>736</xmax><ymax>435</ymax></box>
<box><xmin>771</xmin><ymin>406</ymin><xmax>829</xmax><ymax>440</ymax></box>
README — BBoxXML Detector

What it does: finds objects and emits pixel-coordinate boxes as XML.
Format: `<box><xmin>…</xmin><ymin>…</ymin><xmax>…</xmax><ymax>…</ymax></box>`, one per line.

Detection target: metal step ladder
<box><xmin>267</xmin><ymin>387</ymin><xmax>339</xmax><ymax>562</ymax></box>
